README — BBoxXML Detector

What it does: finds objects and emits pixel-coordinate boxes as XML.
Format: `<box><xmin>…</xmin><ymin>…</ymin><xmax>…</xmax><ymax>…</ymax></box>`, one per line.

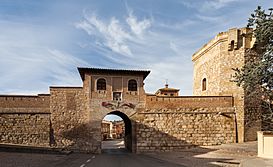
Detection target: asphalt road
<box><xmin>0</xmin><ymin>140</ymin><xmax>184</xmax><ymax>167</ymax></box>
<box><xmin>86</xmin><ymin>149</ymin><xmax>184</xmax><ymax>167</ymax></box>
<box><xmin>1</xmin><ymin>141</ymin><xmax>258</xmax><ymax>166</ymax></box>
<box><xmin>102</xmin><ymin>139</ymin><xmax>125</xmax><ymax>149</ymax></box>
<box><xmin>0</xmin><ymin>148</ymin><xmax>184</xmax><ymax>167</ymax></box>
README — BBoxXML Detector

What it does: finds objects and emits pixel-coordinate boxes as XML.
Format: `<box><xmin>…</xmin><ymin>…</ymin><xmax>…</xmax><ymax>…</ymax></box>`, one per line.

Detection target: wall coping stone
<box><xmin>0</xmin><ymin>112</ymin><xmax>50</xmax><ymax>114</ymax></box>
<box><xmin>146</xmin><ymin>95</ymin><xmax>233</xmax><ymax>98</ymax></box>
<box><xmin>0</xmin><ymin>108</ymin><xmax>50</xmax><ymax>114</ymax></box>
<box><xmin>138</xmin><ymin>111</ymin><xmax>235</xmax><ymax>115</ymax></box>
<box><xmin>50</xmin><ymin>86</ymin><xmax>83</xmax><ymax>89</ymax></box>
<box><xmin>0</xmin><ymin>94</ymin><xmax>50</xmax><ymax>97</ymax></box>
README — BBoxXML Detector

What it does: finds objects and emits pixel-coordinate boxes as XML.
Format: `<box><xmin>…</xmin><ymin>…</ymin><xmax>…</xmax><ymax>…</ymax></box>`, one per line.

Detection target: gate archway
<box><xmin>101</xmin><ymin>111</ymin><xmax>133</xmax><ymax>152</ymax></box>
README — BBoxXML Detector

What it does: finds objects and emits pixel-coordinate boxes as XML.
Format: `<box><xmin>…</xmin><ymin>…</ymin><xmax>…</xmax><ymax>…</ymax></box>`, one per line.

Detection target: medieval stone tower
<box><xmin>192</xmin><ymin>27</ymin><xmax>257</xmax><ymax>142</ymax></box>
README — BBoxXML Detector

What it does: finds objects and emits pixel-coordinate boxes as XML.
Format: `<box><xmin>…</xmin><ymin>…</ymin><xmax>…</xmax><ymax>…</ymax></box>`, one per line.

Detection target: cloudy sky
<box><xmin>0</xmin><ymin>0</ymin><xmax>272</xmax><ymax>96</ymax></box>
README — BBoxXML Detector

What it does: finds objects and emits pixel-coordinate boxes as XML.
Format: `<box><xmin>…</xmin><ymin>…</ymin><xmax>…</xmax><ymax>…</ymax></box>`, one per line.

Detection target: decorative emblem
<box><xmin>102</xmin><ymin>101</ymin><xmax>135</xmax><ymax>109</ymax></box>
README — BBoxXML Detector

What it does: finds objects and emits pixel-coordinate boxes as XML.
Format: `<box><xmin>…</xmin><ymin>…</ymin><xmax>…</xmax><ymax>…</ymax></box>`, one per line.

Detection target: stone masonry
<box><xmin>0</xmin><ymin>27</ymin><xmax>263</xmax><ymax>153</ymax></box>
<box><xmin>192</xmin><ymin>27</ymin><xmax>258</xmax><ymax>142</ymax></box>
<box><xmin>0</xmin><ymin>95</ymin><xmax>50</xmax><ymax>147</ymax></box>
<box><xmin>135</xmin><ymin>95</ymin><xmax>236</xmax><ymax>152</ymax></box>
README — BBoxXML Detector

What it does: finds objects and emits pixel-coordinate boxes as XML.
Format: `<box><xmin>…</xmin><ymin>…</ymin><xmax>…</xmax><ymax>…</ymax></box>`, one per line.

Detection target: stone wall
<box><xmin>135</xmin><ymin>95</ymin><xmax>236</xmax><ymax>152</ymax></box>
<box><xmin>0</xmin><ymin>113</ymin><xmax>50</xmax><ymax>147</ymax></box>
<box><xmin>0</xmin><ymin>95</ymin><xmax>51</xmax><ymax>147</ymax></box>
<box><xmin>0</xmin><ymin>94</ymin><xmax>50</xmax><ymax>108</ymax></box>
<box><xmin>192</xmin><ymin>28</ymin><xmax>253</xmax><ymax>97</ymax></box>
<box><xmin>1</xmin><ymin>57</ymin><xmax>260</xmax><ymax>153</ymax></box>
<box><xmin>136</xmin><ymin>107</ymin><xmax>236</xmax><ymax>152</ymax></box>
<box><xmin>0</xmin><ymin>88</ymin><xmax>238</xmax><ymax>153</ymax></box>
<box><xmin>49</xmin><ymin>87</ymin><xmax>91</xmax><ymax>152</ymax></box>
<box><xmin>146</xmin><ymin>95</ymin><xmax>233</xmax><ymax>109</ymax></box>
<box><xmin>192</xmin><ymin>27</ymin><xmax>258</xmax><ymax>142</ymax></box>
<box><xmin>192</xmin><ymin>32</ymin><xmax>225</xmax><ymax>96</ymax></box>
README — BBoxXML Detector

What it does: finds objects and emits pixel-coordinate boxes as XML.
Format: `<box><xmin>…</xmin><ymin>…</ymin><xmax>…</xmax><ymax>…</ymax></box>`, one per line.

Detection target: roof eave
<box><xmin>77</xmin><ymin>67</ymin><xmax>151</xmax><ymax>81</ymax></box>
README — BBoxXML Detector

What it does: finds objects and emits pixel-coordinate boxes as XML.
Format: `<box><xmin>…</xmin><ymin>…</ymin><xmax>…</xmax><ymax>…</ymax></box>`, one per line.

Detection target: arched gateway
<box><xmin>78</xmin><ymin>67</ymin><xmax>150</xmax><ymax>153</ymax></box>
<box><xmin>102</xmin><ymin>111</ymin><xmax>132</xmax><ymax>151</ymax></box>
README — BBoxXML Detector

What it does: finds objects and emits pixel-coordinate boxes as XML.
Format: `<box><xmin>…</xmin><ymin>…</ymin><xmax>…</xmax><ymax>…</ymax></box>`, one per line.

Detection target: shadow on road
<box><xmin>102</xmin><ymin>148</ymin><xmax>129</xmax><ymax>155</ymax></box>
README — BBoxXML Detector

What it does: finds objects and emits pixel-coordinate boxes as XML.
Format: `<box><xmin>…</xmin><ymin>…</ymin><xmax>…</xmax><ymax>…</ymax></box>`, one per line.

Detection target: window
<box><xmin>128</xmin><ymin>79</ymin><xmax>137</xmax><ymax>91</ymax></box>
<box><xmin>97</xmin><ymin>78</ymin><xmax>106</xmax><ymax>90</ymax></box>
<box><xmin>202</xmin><ymin>78</ymin><xmax>207</xmax><ymax>91</ymax></box>
<box><xmin>230</xmin><ymin>40</ymin><xmax>235</xmax><ymax>50</ymax></box>
<box><xmin>113</xmin><ymin>92</ymin><xmax>122</xmax><ymax>101</ymax></box>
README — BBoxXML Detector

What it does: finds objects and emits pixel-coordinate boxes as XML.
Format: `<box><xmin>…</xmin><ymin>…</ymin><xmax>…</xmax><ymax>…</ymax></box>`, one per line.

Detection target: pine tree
<box><xmin>233</xmin><ymin>6</ymin><xmax>273</xmax><ymax>127</ymax></box>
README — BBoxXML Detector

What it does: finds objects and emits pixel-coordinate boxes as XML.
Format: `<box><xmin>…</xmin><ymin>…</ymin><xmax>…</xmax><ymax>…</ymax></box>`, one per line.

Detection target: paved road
<box><xmin>0</xmin><ymin>140</ymin><xmax>183</xmax><ymax>167</ymax></box>
<box><xmin>102</xmin><ymin>139</ymin><xmax>125</xmax><ymax>149</ymax></box>
<box><xmin>89</xmin><ymin>149</ymin><xmax>184</xmax><ymax>167</ymax></box>
<box><xmin>0</xmin><ymin>141</ymin><xmax>259</xmax><ymax>167</ymax></box>
<box><xmin>0</xmin><ymin>148</ymin><xmax>184</xmax><ymax>167</ymax></box>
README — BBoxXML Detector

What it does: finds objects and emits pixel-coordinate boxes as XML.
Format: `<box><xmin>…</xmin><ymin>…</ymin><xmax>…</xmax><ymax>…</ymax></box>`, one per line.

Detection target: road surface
<box><xmin>0</xmin><ymin>149</ymin><xmax>184</xmax><ymax>167</ymax></box>
<box><xmin>0</xmin><ymin>140</ymin><xmax>184</xmax><ymax>167</ymax></box>
<box><xmin>1</xmin><ymin>140</ymin><xmax>258</xmax><ymax>166</ymax></box>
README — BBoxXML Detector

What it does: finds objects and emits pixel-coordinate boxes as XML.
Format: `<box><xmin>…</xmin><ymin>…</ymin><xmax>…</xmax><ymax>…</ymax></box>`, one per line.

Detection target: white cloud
<box><xmin>202</xmin><ymin>0</ymin><xmax>237</xmax><ymax>10</ymax></box>
<box><xmin>156</xmin><ymin>19</ymin><xmax>196</xmax><ymax>30</ymax></box>
<box><xmin>180</xmin><ymin>0</ymin><xmax>237</xmax><ymax>12</ymax></box>
<box><xmin>195</xmin><ymin>14</ymin><xmax>224</xmax><ymax>23</ymax></box>
<box><xmin>0</xmin><ymin>20</ymin><xmax>88</xmax><ymax>94</ymax></box>
<box><xmin>75</xmin><ymin>10</ymin><xmax>199</xmax><ymax>95</ymax></box>
<box><xmin>0</xmin><ymin>47</ymin><xmax>88</xmax><ymax>94</ymax></box>
<box><xmin>76</xmin><ymin>10</ymin><xmax>154</xmax><ymax>58</ymax></box>
<box><xmin>106</xmin><ymin>18</ymin><xmax>133</xmax><ymax>56</ymax></box>
<box><xmin>1</xmin><ymin>0</ymin><xmax>271</xmax><ymax>96</ymax></box>
<box><xmin>126</xmin><ymin>11</ymin><xmax>151</xmax><ymax>36</ymax></box>
<box><xmin>76</xmin><ymin>14</ymin><xmax>133</xmax><ymax>57</ymax></box>
<box><xmin>47</xmin><ymin>49</ymin><xmax>89</xmax><ymax>84</ymax></box>
<box><xmin>169</xmin><ymin>41</ymin><xmax>179</xmax><ymax>54</ymax></box>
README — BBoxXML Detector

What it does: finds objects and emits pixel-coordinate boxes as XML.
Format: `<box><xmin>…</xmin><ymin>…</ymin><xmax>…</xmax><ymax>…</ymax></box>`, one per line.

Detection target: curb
<box><xmin>239</xmin><ymin>157</ymin><xmax>273</xmax><ymax>167</ymax></box>
<box><xmin>0</xmin><ymin>144</ymin><xmax>72</xmax><ymax>155</ymax></box>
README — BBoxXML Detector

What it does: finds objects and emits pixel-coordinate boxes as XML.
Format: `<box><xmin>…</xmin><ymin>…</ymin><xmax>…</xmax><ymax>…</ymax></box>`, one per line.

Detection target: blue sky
<box><xmin>104</xmin><ymin>114</ymin><xmax>122</xmax><ymax>121</ymax></box>
<box><xmin>0</xmin><ymin>0</ymin><xmax>272</xmax><ymax>96</ymax></box>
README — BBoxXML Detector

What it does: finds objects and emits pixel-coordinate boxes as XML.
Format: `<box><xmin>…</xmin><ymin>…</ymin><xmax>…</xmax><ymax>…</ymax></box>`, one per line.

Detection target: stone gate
<box><xmin>0</xmin><ymin>27</ymin><xmax>266</xmax><ymax>153</ymax></box>
<box><xmin>0</xmin><ymin>67</ymin><xmax>236</xmax><ymax>153</ymax></box>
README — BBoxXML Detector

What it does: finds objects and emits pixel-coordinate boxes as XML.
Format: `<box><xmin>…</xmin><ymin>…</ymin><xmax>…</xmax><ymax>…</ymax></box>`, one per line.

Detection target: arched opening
<box><xmin>230</xmin><ymin>40</ymin><xmax>235</xmax><ymax>50</ymax></box>
<box><xmin>202</xmin><ymin>78</ymin><xmax>207</xmax><ymax>91</ymax></box>
<box><xmin>128</xmin><ymin>79</ymin><xmax>137</xmax><ymax>91</ymax></box>
<box><xmin>101</xmin><ymin>111</ymin><xmax>132</xmax><ymax>152</ymax></box>
<box><xmin>97</xmin><ymin>78</ymin><xmax>106</xmax><ymax>90</ymax></box>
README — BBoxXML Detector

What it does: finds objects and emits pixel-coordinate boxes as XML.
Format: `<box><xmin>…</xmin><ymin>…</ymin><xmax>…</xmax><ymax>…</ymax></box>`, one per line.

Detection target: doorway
<box><xmin>101</xmin><ymin>111</ymin><xmax>132</xmax><ymax>152</ymax></box>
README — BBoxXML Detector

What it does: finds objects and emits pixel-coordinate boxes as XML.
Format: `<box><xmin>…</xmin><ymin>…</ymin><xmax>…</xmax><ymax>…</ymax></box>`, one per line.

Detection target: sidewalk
<box><xmin>0</xmin><ymin>143</ymin><xmax>71</xmax><ymax>155</ymax></box>
<box><xmin>240</xmin><ymin>157</ymin><xmax>273</xmax><ymax>167</ymax></box>
<box><xmin>144</xmin><ymin>142</ymin><xmax>260</xmax><ymax>166</ymax></box>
